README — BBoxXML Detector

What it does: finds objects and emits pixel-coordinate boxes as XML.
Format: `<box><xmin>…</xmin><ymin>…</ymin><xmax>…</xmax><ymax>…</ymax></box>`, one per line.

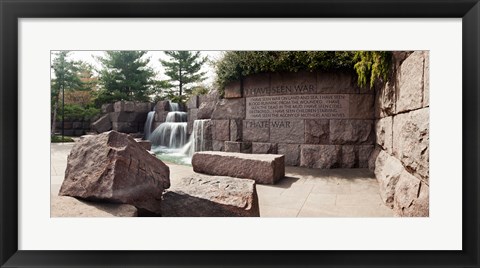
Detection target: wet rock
<box><xmin>161</xmin><ymin>174</ymin><xmax>259</xmax><ymax>217</ymax></box>
<box><xmin>51</xmin><ymin>195</ymin><xmax>138</xmax><ymax>217</ymax></box>
<box><xmin>186</xmin><ymin>95</ymin><xmax>199</xmax><ymax>109</ymax></box>
<box><xmin>59</xmin><ymin>131</ymin><xmax>170</xmax><ymax>214</ymax></box>
<box><xmin>192</xmin><ymin>151</ymin><xmax>285</xmax><ymax>184</ymax></box>
<box><xmin>101</xmin><ymin>103</ymin><xmax>114</xmax><ymax>114</ymax></box>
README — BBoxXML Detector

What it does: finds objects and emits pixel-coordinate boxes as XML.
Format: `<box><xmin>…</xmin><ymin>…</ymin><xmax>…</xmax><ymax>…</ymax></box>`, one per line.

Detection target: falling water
<box><xmin>181</xmin><ymin>119</ymin><xmax>210</xmax><ymax>157</ymax></box>
<box><xmin>143</xmin><ymin>111</ymin><xmax>156</xmax><ymax>140</ymax></box>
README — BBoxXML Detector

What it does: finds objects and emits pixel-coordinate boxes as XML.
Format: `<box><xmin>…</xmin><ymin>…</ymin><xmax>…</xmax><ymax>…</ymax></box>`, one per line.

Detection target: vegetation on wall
<box><xmin>214</xmin><ymin>51</ymin><xmax>392</xmax><ymax>93</ymax></box>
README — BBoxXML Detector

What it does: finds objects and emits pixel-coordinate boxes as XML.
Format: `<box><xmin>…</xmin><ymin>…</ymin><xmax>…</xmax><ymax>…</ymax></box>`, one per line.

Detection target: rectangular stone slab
<box><xmin>192</xmin><ymin>151</ymin><xmax>285</xmax><ymax>184</ymax></box>
<box><xmin>161</xmin><ymin>174</ymin><xmax>259</xmax><ymax>217</ymax></box>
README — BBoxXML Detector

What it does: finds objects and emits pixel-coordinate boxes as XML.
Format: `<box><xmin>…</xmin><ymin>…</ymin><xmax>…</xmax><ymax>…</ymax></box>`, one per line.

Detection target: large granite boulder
<box><xmin>396</xmin><ymin>51</ymin><xmax>425</xmax><ymax>113</ymax></box>
<box><xmin>91</xmin><ymin>114</ymin><xmax>112</xmax><ymax>133</ymax></box>
<box><xmin>192</xmin><ymin>151</ymin><xmax>285</xmax><ymax>184</ymax></box>
<box><xmin>393</xmin><ymin>172</ymin><xmax>429</xmax><ymax>217</ymax></box>
<box><xmin>59</xmin><ymin>131</ymin><xmax>170</xmax><ymax>214</ymax></box>
<box><xmin>51</xmin><ymin>195</ymin><xmax>138</xmax><ymax>217</ymax></box>
<box><xmin>329</xmin><ymin>119</ymin><xmax>374</xmax><ymax>145</ymax></box>
<box><xmin>161</xmin><ymin>174</ymin><xmax>259</xmax><ymax>217</ymax></box>
<box><xmin>211</xmin><ymin>98</ymin><xmax>246</xmax><ymax>119</ymax></box>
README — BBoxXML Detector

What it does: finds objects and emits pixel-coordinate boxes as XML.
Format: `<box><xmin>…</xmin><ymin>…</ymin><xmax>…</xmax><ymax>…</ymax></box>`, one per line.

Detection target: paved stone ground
<box><xmin>51</xmin><ymin>143</ymin><xmax>393</xmax><ymax>217</ymax></box>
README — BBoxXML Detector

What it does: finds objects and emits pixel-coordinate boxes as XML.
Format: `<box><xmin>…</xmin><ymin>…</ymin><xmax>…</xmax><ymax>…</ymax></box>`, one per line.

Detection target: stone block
<box><xmin>124</xmin><ymin>101</ymin><xmax>135</xmax><ymax>112</ymax></box>
<box><xmin>154</xmin><ymin>100</ymin><xmax>170</xmax><ymax>113</ymax></box>
<box><xmin>300</xmin><ymin>145</ymin><xmax>341</xmax><ymax>168</ymax></box>
<box><xmin>374</xmin><ymin>150</ymin><xmax>404</xmax><ymax>207</ymax></box>
<box><xmin>211</xmin><ymin>98</ymin><xmax>246</xmax><ymax>119</ymax></box>
<box><xmin>62</xmin><ymin>130</ymin><xmax>75</xmax><ymax>136</ymax></box>
<box><xmin>72</xmin><ymin>121</ymin><xmax>83</xmax><ymax>129</ymax></box>
<box><xmin>317</xmin><ymin>71</ymin><xmax>365</xmax><ymax>94</ymax></box>
<box><xmin>212</xmin><ymin>120</ymin><xmax>230</xmax><ymax>141</ymax></box>
<box><xmin>329</xmin><ymin>119</ymin><xmax>374</xmax><ymax>145</ymax></box>
<box><xmin>242</xmin><ymin>120</ymin><xmax>270</xmax><ymax>142</ymax></box>
<box><xmin>59</xmin><ymin>131</ymin><xmax>170</xmax><ymax>214</ymax></box>
<box><xmin>393</xmin><ymin>173</ymin><xmax>429</xmax><ymax>217</ymax></box>
<box><xmin>91</xmin><ymin>114</ymin><xmax>112</xmax><ymax>133</ymax></box>
<box><xmin>134</xmin><ymin>102</ymin><xmax>151</xmax><ymax>113</ymax></box>
<box><xmin>393</xmin><ymin>108</ymin><xmax>429</xmax><ymax>183</ymax></box>
<box><xmin>187</xmin><ymin>109</ymin><xmax>198</xmax><ymax>135</ymax></box>
<box><xmin>198</xmin><ymin>90</ymin><xmax>219</xmax><ymax>119</ymax></box>
<box><xmin>358</xmin><ymin>145</ymin><xmax>374</xmax><ymax>168</ymax></box>
<box><xmin>349</xmin><ymin>94</ymin><xmax>374</xmax><ymax>119</ymax></box>
<box><xmin>113</xmin><ymin>101</ymin><xmax>124</xmax><ymax>112</ymax></box>
<box><xmin>192</xmin><ymin>151</ymin><xmax>285</xmax><ymax>184</ymax></box>
<box><xmin>51</xmin><ymin>196</ymin><xmax>138</xmax><ymax>217</ymax></box>
<box><xmin>375</xmin><ymin>117</ymin><xmax>393</xmax><ymax>153</ymax></box>
<box><xmin>277</xmin><ymin>144</ymin><xmax>300</xmax><ymax>166</ymax></box>
<box><xmin>110</xmin><ymin>112</ymin><xmax>146</xmax><ymax>123</ymax></box>
<box><xmin>269</xmin><ymin>71</ymin><xmax>316</xmax><ymax>96</ymax></box>
<box><xmin>269</xmin><ymin>119</ymin><xmax>305</xmax><ymax>144</ymax></box>
<box><xmin>368</xmin><ymin>146</ymin><xmax>382</xmax><ymax>171</ymax></box>
<box><xmin>74</xmin><ymin>129</ymin><xmax>85</xmax><ymax>136</ymax></box>
<box><xmin>212</xmin><ymin>140</ymin><xmax>225</xmax><ymax>151</ymax></box>
<box><xmin>101</xmin><ymin>103</ymin><xmax>114</xmax><ymax>114</ymax></box>
<box><xmin>224</xmin><ymin>80</ymin><xmax>242</xmax><ymax>98</ymax></box>
<box><xmin>186</xmin><ymin>95</ymin><xmax>199</xmax><ymax>109</ymax></box>
<box><xmin>305</xmin><ymin>119</ymin><xmax>329</xmax><ymax>144</ymax></box>
<box><xmin>63</xmin><ymin>122</ymin><xmax>73</xmax><ymax>129</ymax></box>
<box><xmin>230</xmin><ymin>119</ymin><xmax>242</xmax><ymax>141</ymax></box>
<box><xmin>161</xmin><ymin>174</ymin><xmax>259</xmax><ymax>217</ymax></box>
<box><xmin>341</xmin><ymin>145</ymin><xmax>356</xmax><ymax>168</ymax></box>
<box><xmin>224</xmin><ymin>141</ymin><xmax>251</xmax><ymax>153</ymax></box>
<box><xmin>112</xmin><ymin>122</ymin><xmax>138</xmax><ymax>133</ymax></box>
<box><xmin>396</xmin><ymin>51</ymin><xmax>425</xmax><ymax>113</ymax></box>
<box><xmin>155</xmin><ymin>111</ymin><xmax>168</xmax><ymax>123</ymax></box>
<box><xmin>375</xmin><ymin>80</ymin><xmax>396</xmax><ymax>119</ymax></box>
<box><xmin>423</xmin><ymin>51</ymin><xmax>429</xmax><ymax>107</ymax></box>
<box><xmin>243</xmin><ymin>73</ymin><xmax>271</xmax><ymax>97</ymax></box>
<box><xmin>252</xmin><ymin>142</ymin><xmax>277</xmax><ymax>154</ymax></box>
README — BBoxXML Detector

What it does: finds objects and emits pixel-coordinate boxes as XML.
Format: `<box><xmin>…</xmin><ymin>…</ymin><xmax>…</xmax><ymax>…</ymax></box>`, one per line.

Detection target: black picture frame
<box><xmin>1</xmin><ymin>0</ymin><xmax>479</xmax><ymax>267</ymax></box>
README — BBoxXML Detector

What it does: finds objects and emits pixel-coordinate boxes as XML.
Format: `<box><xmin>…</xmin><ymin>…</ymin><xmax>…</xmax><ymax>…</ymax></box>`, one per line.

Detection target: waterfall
<box><xmin>181</xmin><ymin>119</ymin><xmax>210</xmax><ymax>157</ymax></box>
<box><xmin>143</xmin><ymin>111</ymin><xmax>156</xmax><ymax>140</ymax></box>
<box><xmin>149</xmin><ymin>101</ymin><xmax>188</xmax><ymax>148</ymax></box>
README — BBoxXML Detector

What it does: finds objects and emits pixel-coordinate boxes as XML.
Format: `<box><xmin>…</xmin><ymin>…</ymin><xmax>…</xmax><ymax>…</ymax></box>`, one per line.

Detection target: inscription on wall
<box><xmin>246</xmin><ymin>94</ymin><xmax>349</xmax><ymax>119</ymax></box>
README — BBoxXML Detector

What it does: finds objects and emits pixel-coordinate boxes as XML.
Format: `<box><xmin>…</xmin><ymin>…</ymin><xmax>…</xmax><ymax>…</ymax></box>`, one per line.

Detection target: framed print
<box><xmin>1</xmin><ymin>0</ymin><xmax>479</xmax><ymax>267</ymax></box>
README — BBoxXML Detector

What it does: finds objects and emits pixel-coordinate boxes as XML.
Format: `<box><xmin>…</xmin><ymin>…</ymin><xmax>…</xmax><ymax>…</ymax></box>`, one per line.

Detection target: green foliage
<box><xmin>57</xmin><ymin>104</ymin><xmax>100</xmax><ymax>121</ymax></box>
<box><xmin>215</xmin><ymin>51</ymin><xmax>355</xmax><ymax>89</ymax></box>
<box><xmin>160</xmin><ymin>51</ymin><xmax>208</xmax><ymax>97</ymax></box>
<box><xmin>96</xmin><ymin>51</ymin><xmax>156</xmax><ymax>104</ymax></box>
<box><xmin>214</xmin><ymin>51</ymin><xmax>392</xmax><ymax>92</ymax></box>
<box><xmin>51</xmin><ymin>51</ymin><xmax>84</xmax><ymax>98</ymax></box>
<box><xmin>51</xmin><ymin>135</ymin><xmax>75</xmax><ymax>143</ymax></box>
<box><xmin>353</xmin><ymin>51</ymin><xmax>391</xmax><ymax>89</ymax></box>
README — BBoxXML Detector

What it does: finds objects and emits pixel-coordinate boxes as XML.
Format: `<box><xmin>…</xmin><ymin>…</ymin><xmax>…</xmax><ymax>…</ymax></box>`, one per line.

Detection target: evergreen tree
<box><xmin>51</xmin><ymin>51</ymin><xmax>83</xmax><ymax>136</ymax></box>
<box><xmin>160</xmin><ymin>51</ymin><xmax>208</xmax><ymax>98</ymax></box>
<box><xmin>96</xmin><ymin>51</ymin><xmax>156</xmax><ymax>104</ymax></box>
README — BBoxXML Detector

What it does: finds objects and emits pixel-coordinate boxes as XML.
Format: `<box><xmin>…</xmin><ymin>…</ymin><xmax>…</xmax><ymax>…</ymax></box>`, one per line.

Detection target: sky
<box><xmin>52</xmin><ymin>50</ymin><xmax>223</xmax><ymax>87</ymax></box>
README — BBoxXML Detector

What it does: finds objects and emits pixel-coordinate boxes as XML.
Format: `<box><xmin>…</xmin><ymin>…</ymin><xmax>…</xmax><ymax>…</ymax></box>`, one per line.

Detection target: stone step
<box><xmin>192</xmin><ymin>151</ymin><xmax>285</xmax><ymax>184</ymax></box>
<box><xmin>161</xmin><ymin>174</ymin><xmax>259</xmax><ymax>217</ymax></box>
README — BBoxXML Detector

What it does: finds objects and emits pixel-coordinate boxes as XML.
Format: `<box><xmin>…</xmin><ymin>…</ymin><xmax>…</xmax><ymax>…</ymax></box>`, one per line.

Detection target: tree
<box><xmin>51</xmin><ymin>51</ymin><xmax>84</xmax><ymax>137</ymax></box>
<box><xmin>160</xmin><ymin>51</ymin><xmax>208</xmax><ymax>98</ymax></box>
<box><xmin>96</xmin><ymin>51</ymin><xmax>156</xmax><ymax>104</ymax></box>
